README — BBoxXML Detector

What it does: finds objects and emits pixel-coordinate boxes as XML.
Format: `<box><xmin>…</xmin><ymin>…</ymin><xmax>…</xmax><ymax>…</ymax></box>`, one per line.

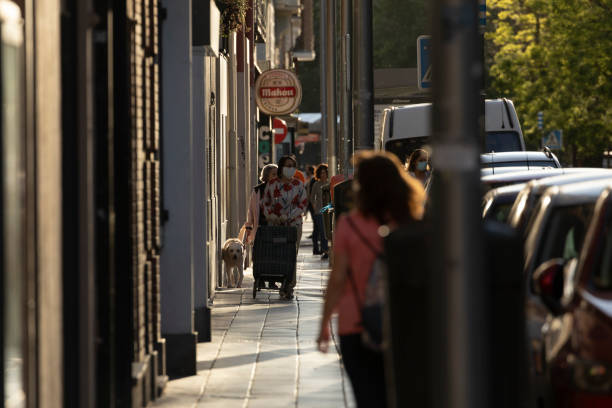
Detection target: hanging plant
<box><xmin>216</xmin><ymin>0</ymin><xmax>249</xmax><ymax>37</ymax></box>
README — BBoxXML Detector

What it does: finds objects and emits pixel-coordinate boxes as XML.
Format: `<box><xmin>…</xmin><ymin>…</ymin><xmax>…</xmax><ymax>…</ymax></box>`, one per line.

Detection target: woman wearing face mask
<box><xmin>261</xmin><ymin>155</ymin><xmax>308</xmax><ymax>298</ymax></box>
<box><xmin>406</xmin><ymin>148</ymin><xmax>432</xmax><ymax>191</ymax></box>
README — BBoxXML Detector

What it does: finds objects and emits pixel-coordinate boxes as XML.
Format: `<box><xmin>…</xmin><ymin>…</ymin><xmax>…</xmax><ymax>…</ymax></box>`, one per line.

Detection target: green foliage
<box><xmin>487</xmin><ymin>0</ymin><xmax>612</xmax><ymax>165</ymax></box>
<box><xmin>216</xmin><ymin>0</ymin><xmax>249</xmax><ymax>36</ymax></box>
<box><xmin>373</xmin><ymin>0</ymin><xmax>428</xmax><ymax>68</ymax></box>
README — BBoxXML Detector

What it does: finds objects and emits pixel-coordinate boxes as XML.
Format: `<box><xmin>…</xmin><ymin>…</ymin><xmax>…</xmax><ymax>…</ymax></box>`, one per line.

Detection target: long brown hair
<box><xmin>352</xmin><ymin>150</ymin><xmax>425</xmax><ymax>224</ymax></box>
<box><xmin>406</xmin><ymin>148</ymin><xmax>430</xmax><ymax>173</ymax></box>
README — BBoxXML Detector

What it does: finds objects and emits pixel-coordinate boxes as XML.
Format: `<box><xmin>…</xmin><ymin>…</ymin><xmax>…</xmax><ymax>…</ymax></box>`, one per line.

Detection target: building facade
<box><xmin>1</xmin><ymin>0</ymin><xmax>306</xmax><ymax>406</ymax></box>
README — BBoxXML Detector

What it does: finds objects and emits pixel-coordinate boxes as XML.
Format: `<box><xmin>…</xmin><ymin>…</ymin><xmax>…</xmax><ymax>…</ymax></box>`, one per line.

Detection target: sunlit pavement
<box><xmin>152</xmin><ymin>220</ymin><xmax>355</xmax><ymax>407</ymax></box>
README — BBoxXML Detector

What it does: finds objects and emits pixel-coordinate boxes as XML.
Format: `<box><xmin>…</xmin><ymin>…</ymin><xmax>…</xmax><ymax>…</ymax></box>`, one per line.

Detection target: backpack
<box><xmin>345</xmin><ymin>217</ymin><xmax>386</xmax><ymax>352</ymax></box>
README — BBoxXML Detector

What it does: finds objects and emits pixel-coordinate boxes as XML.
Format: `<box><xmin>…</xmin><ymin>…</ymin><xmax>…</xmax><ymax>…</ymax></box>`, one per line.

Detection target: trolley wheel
<box><xmin>253</xmin><ymin>278</ymin><xmax>259</xmax><ymax>299</ymax></box>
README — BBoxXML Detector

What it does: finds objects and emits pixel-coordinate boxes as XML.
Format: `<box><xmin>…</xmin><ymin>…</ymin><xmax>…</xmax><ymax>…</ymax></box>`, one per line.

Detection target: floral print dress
<box><xmin>261</xmin><ymin>177</ymin><xmax>308</xmax><ymax>226</ymax></box>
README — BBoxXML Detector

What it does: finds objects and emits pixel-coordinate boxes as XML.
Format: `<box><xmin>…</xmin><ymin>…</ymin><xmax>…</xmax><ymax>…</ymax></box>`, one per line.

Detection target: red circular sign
<box><xmin>273</xmin><ymin>118</ymin><xmax>288</xmax><ymax>144</ymax></box>
<box><xmin>255</xmin><ymin>69</ymin><xmax>302</xmax><ymax>115</ymax></box>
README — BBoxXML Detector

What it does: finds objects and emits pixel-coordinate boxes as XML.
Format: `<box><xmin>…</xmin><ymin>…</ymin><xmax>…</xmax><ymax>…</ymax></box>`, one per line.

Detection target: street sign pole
<box><xmin>353</xmin><ymin>0</ymin><xmax>374</xmax><ymax>150</ymax></box>
<box><xmin>431</xmin><ymin>0</ymin><xmax>488</xmax><ymax>406</ymax></box>
<box><xmin>319</xmin><ymin>2</ymin><xmax>327</xmax><ymax>163</ymax></box>
<box><xmin>478</xmin><ymin>0</ymin><xmax>486</xmax><ymax>150</ymax></box>
<box><xmin>324</xmin><ymin>0</ymin><xmax>337</xmax><ymax>175</ymax></box>
<box><xmin>339</xmin><ymin>0</ymin><xmax>352</xmax><ymax>175</ymax></box>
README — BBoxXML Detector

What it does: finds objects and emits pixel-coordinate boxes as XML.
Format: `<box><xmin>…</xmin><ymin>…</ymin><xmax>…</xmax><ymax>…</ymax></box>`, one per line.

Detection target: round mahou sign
<box><xmin>255</xmin><ymin>69</ymin><xmax>302</xmax><ymax>116</ymax></box>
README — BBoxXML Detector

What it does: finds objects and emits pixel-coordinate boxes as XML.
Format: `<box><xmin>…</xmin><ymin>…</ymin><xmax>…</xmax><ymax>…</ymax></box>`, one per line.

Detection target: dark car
<box><xmin>522</xmin><ymin>180</ymin><xmax>612</xmax><ymax>407</ymax></box>
<box><xmin>533</xmin><ymin>185</ymin><xmax>612</xmax><ymax>407</ymax></box>
<box><xmin>508</xmin><ymin>170</ymin><xmax>612</xmax><ymax>236</ymax></box>
<box><xmin>481</xmin><ymin>168</ymin><xmax>601</xmax><ymax>192</ymax></box>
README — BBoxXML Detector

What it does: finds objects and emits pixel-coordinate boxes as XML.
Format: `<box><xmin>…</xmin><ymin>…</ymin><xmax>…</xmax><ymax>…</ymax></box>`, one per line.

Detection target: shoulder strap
<box><xmin>343</xmin><ymin>215</ymin><xmax>382</xmax><ymax>313</ymax></box>
<box><xmin>345</xmin><ymin>216</ymin><xmax>381</xmax><ymax>257</ymax></box>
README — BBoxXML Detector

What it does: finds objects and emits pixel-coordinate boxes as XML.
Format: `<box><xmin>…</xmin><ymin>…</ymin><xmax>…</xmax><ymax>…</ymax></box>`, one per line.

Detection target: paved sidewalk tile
<box><xmin>152</xmin><ymin>221</ymin><xmax>355</xmax><ymax>408</ymax></box>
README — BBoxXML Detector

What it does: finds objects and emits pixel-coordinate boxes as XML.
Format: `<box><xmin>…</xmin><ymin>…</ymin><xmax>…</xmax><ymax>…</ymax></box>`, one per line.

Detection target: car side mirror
<box><xmin>532</xmin><ymin>258</ymin><xmax>565</xmax><ymax>315</ymax></box>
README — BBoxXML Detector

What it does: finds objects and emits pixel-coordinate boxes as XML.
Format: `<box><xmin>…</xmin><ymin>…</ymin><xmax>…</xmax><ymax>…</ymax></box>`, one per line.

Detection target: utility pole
<box><xmin>325</xmin><ymin>0</ymin><xmax>337</xmax><ymax>174</ymax></box>
<box><xmin>352</xmin><ymin>0</ymin><xmax>373</xmax><ymax>150</ymax></box>
<box><xmin>319</xmin><ymin>1</ymin><xmax>327</xmax><ymax>163</ymax></box>
<box><xmin>479</xmin><ymin>0</ymin><xmax>486</xmax><ymax>150</ymax></box>
<box><xmin>339</xmin><ymin>0</ymin><xmax>352</xmax><ymax>174</ymax></box>
<box><xmin>430</xmin><ymin>0</ymin><xmax>488</xmax><ymax>408</ymax></box>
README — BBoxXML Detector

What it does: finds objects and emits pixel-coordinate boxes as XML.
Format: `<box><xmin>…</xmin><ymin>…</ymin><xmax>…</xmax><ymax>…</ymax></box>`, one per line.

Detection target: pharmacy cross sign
<box><xmin>255</xmin><ymin>69</ymin><xmax>302</xmax><ymax>115</ymax></box>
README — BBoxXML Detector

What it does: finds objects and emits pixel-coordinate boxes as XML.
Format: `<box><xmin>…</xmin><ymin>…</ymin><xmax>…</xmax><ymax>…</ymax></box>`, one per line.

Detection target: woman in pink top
<box><xmin>317</xmin><ymin>151</ymin><xmax>425</xmax><ymax>408</ymax></box>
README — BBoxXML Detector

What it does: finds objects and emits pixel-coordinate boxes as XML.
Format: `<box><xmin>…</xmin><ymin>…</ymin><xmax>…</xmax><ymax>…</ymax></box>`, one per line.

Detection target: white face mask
<box><xmin>282</xmin><ymin>166</ymin><xmax>296</xmax><ymax>179</ymax></box>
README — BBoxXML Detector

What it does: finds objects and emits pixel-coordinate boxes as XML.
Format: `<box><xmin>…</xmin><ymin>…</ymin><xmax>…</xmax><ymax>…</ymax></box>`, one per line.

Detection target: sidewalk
<box><xmin>152</xmin><ymin>221</ymin><xmax>355</xmax><ymax>408</ymax></box>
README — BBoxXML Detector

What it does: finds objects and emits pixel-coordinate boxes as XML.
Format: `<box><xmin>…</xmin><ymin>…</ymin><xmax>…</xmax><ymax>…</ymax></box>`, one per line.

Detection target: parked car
<box><xmin>481</xmin><ymin>168</ymin><xmax>600</xmax><ymax>192</ymax></box>
<box><xmin>508</xmin><ymin>170</ymin><xmax>612</xmax><ymax>236</ymax></box>
<box><xmin>481</xmin><ymin>150</ymin><xmax>561</xmax><ymax>172</ymax></box>
<box><xmin>481</xmin><ymin>166</ymin><xmax>533</xmax><ymax>177</ymax></box>
<box><xmin>377</xmin><ymin>98</ymin><xmax>526</xmax><ymax>163</ymax></box>
<box><xmin>482</xmin><ymin>183</ymin><xmax>526</xmax><ymax>221</ymax></box>
<box><xmin>533</xmin><ymin>185</ymin><xmax>612</xmax><ymax>407</ymax></box>
<box><xmin>523</xmin><ymin>180</ymin><xmax>612</xmax><ymax>407</ymax></box>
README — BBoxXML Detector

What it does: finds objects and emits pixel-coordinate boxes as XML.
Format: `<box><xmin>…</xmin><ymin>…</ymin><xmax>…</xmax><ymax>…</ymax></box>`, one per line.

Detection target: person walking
<box><xmin>305</xmin><ymin>165</ymin><xmax>317</xmax><ymax>238</ymax></box>
<box><xmin>243</xmin><ymin>163</ymin><xmax>278</xmax><ymax>245</ymax></box>
<box><xmin>308</xmin><ymin>164</ymin><xmax>330</xmax><ymax>258</ymax></box>
<box><xmin>261</xmin><ymin>155</ymin><xmax>308</xmax><ymax>298</ymax></box>
<box><xmin>317</xmin><ymin>150</ymin><xmax>425</xmax><ymax>408</ymax></box>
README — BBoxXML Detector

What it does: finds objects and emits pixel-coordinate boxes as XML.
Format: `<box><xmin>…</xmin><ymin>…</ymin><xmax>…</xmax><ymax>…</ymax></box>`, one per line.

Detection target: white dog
<box><xmin>222</xmin><ymin>238</ymin><xmax>245</xmax><ymax>288</ymax></box>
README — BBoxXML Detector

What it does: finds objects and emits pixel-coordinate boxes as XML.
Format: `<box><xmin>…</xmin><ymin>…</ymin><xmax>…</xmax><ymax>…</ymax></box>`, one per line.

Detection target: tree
<box><xmin>373</xmin><ymin>0</ymin><xmax>428</xmax><ymax>68</ymax></box>
<box><xmin>486</xmin><ymin>0</ymin><xmax>612</xmax><ymax>165</ymax></box>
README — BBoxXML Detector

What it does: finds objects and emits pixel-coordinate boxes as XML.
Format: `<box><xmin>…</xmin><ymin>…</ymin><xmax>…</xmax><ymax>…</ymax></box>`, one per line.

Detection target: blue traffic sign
<box><xmin>542</xmin><ymin>129</ymin><xmax>563</xmax><ymax>150</ymax></box>
<box><xmin>417</xmin><ymin>35</ymin><xmax>431</xmax><ymax>90</ymax></box>
<box><xmin>479</xmin><ymin>0</ymin><xmax>486</xmax><ymax>29</ymax></box>
<box><xmin>537</xmin><ymin>111</ymin><xmax>543</xmax><ymax>130</ymax></box>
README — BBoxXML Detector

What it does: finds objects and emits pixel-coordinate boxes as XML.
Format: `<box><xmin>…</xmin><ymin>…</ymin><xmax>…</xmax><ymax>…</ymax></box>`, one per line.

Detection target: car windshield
<box><xmin>485</xmin><ymin>130</ymin><xmax>522</xmax><ymax>152</ymax></box>
<box><xmin>534</xmin><ymin>203</ymin><xmax>595</xmax><ymax>273</ymax></box>
<box><xmin>486</xmin><ymin>202</ymin><xmax>513</xmax><ymax>222</ymax></box>
<box><xmin>385</xmin><ymin>137</ymin><xmax>429</xmax><ymax>164</ymax></box>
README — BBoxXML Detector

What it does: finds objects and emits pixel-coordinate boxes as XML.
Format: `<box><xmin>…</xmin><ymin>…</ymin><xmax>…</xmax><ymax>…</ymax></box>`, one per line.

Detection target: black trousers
<box><xmin>340</xmin><ymin>334</ymin><xmax>387</xmax><ymax>408</ymax></box>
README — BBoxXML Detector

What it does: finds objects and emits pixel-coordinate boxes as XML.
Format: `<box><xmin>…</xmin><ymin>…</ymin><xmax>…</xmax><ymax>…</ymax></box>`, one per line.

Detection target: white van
<box><xmin>377</xmin><ymin>98</ymin><xmax>526</xmax><ymax>163</ymax></box>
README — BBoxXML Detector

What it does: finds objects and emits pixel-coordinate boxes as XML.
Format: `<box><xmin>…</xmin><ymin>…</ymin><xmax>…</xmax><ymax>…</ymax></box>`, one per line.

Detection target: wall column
<box><xmin>160</xmin><ymin>0</ymin><xmax>197</xmax><ymax>378</ymax></box>
<box><xmin>192</xmin><ymin>47</ymin><xmax>211</xmax><ymax>342</ymax></box>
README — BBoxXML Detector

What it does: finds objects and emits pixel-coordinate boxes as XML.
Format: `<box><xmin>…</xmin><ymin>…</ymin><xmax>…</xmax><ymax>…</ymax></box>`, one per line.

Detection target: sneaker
<box><xmin>321</xmin><ymin>253</ymin><xmax>329</xmax><ymax>260</ymax></box>
<box><xmin>313</xmin><ymin>249</ymin><xmax>322</xmax><ymax>255</ymax></box>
